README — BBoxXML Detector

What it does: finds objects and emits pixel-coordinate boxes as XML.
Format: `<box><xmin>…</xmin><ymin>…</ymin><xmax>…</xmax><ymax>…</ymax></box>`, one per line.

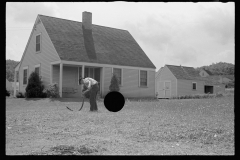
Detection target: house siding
<box><xmin>103</xmin><ymin>67</ymin><xmax>155</xmax><ymax>98</ymax></box>
<box><xmin>121</xmin><ymin>69</ymin><xmax>155</xmax><ymax>98</ymax></box>
<box><xmin>18</xmin><ymin>17</ymin><xmax>60</xmax><ymax>94</ymax></box>
<box><xmin>177</xmin><ymin>79</ymin><xmax>205</xmax><ymax>96</ymax></box>
<box><xmin>52</xmin><ymin>65</ymin><xmax>60</xmax><ymax>85</ymax></box>
<box><xmin>103</xmin><ymin>67</ymin><xmax>112</xmax><ymax>96</ymax></box>
<box><xmin>199</xmin><ymin>70</ymin><xmax>208</xmax><ymax>77</ymax></box>
<box><xmin>156</xmin><ymin>66</ymin><xmax>177</xmax><ymax>98</ymax></box>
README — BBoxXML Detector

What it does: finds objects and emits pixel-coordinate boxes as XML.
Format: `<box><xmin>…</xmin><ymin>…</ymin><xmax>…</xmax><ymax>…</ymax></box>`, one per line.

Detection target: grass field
<box><xmin>6</xmin><ymin>96</ymin><xmax>234</xmax><ymax>155</ymax></box>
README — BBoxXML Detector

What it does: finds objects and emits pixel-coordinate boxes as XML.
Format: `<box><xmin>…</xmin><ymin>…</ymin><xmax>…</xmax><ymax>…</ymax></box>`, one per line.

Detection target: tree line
<box><xmin>195</xmin><ymin>62</ymin><xmax>234</xmax><ymax>76</ymax></box>
<box><xmin>6</xmin><ymin>59</ymin><xmax>19</xmax><ymax>82</ymax></box>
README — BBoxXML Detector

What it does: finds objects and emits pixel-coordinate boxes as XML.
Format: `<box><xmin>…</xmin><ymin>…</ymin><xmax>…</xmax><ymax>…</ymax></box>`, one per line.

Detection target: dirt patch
<box><xmin>29</xmin><ymin>144</ymin><xmax>105</xmax><ymax>155</ymax></box>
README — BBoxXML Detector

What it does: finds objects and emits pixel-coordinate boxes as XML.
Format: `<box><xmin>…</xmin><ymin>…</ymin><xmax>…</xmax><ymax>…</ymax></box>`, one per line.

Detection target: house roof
<box><xmin>223</xmin><ymin>75</ymin><xmax>234</xmax><ymax>80</ymax></box>
<box><xmin>166</xmin><ymin>65</ymin><xmax>222</xmax><ymax>85</ymax></box>
<box><xmin>202</xmin><ymin>68</ymin><xmax>213</xmax><ymax>75</ymax></box>
<box><xmin>38</xmin><ymin>15</ymin><xmax>156</xmax><ymax>69</ymax></box>
<box><xmin>14</xmin><ymin>62</ymin><xmax>20</xmax><ymax>70</ymax></box>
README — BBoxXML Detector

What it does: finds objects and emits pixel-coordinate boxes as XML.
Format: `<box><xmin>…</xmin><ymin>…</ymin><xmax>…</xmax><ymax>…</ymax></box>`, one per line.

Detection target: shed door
<box><xmin>164</xmin><ymin>81</ymin><xmax>171</xmax><ymax>98</ymax></box>
<box><xmin>157</xmin><ymin>81</ymin><xmax>164</xmax><ymax>98</ymax></box>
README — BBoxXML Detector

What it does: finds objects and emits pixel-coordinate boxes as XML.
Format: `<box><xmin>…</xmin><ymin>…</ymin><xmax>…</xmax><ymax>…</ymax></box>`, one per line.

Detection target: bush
<box><xmin>109</xmin><ymin>74</ymin><xmax>120</xmax><ymax>92</ymax></box>
<box><xmin>225</xmin><ymin>79</ymin><xmax>234</xmax><ymax>88</ymax></box>
<box><xmin>25</xmin><ymin>72</ymin><xmax>45</xmax><ymax>98</ymax></box>
<box><xmin>202</xmin><ymin>94</ymin><xmax>208</xmax><ymax>99</ymax></box>
<box><xmin>170</xmin><ymin>93</ymin><xmax>224</xmax><ymax>100</ymax></box>
<box><xmin>16</xmin><ymin>92</ymin><xmax>25</xmax><ymax>98</ymax></box>
<box><xmin>6</xmin><ymin>89</ymin><xmax>10</xmax><ymax>97</ymax></box>
<box><xmin>9</xmin><ymin>90</ymin><xmax>14</xmax><ymax>96</ymax></box>
<box><xmin>215</xmin><ymin>93</ymin><xmax>223</xmax><ymax>98</ymax></box>
<box><xmin>43</xmin><ymin>83</ymin><xmax>60</xmax><ymax>98</ymax></box>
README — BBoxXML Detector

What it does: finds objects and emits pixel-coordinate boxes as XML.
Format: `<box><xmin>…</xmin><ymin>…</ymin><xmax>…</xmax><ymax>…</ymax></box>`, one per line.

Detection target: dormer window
<box><xmin>36</xmin><ymin>34</ymin><xmax>41</xmax><ymax>52</ymax></box>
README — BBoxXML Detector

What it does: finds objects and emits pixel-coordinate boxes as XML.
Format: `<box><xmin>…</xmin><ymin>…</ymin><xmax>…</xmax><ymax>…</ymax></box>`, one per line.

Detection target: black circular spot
<box><xmin>104</xmin><ymin>91</ymin><xmax>125</xmax><ymax>112</ymax></box>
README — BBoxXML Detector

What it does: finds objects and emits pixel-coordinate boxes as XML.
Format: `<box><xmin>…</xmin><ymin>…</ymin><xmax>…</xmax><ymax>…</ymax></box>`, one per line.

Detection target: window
<box><xmin>140</xmin><ymin>70</ymin><xmax>147</xmax><ymax>87</ymax></box>
<box><xmin>36</xmin><ymin>34</ymin><xmax>41</xmax><ymax>52</ymax></box>
<box><xmin>35</xmin><ymin>67</ymin><xmax>40</xmax><ymax>75</ymax></box>
<box><xmin>23</xmin><ymin>68</ymin><xmax>28</xmax><ymax>85</ymax></box>
<box><xmin>192</xmin><ymin>82</ymin><xmax>197</xmax><ymax>90</ymax></box>
<box><xmin>113</xmin><ymin>68</ymin><xmax>122</xmax><ymax>85</ymax></box>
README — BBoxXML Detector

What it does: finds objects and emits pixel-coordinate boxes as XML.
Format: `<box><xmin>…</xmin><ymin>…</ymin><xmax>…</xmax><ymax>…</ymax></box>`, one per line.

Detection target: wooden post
<box><xmin>50</xmin><ymin>64</ymin><xmax>53</xmax><ymax>84</ymax></box>
<box><xmin>101</xmin><ymin>67</ymin><xmax>104</xmax><ymax>97</ymax></box>
<box><xmin>14</xmin><ymin>71</ymin><xmax>16</xmax><ymax>97</ymax></box>
<box><xmin>82</xmin><ymin>65</ymin><xmax>85</xmax><ymax>79</ymax></box>
<box><xmin>59</xmin><ymin>63</ymin><xmax>63</xmax><ymax>97</ymax></box>
<box><xmin>80</xmin><ymin>65</ymin><xmax>85</xmax><ymax>97</ymax></box>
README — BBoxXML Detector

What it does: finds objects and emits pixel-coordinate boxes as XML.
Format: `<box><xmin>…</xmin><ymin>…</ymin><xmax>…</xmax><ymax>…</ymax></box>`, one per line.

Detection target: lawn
<box><xmin>6</xmin><ymin>96</ymin><xmax>234</xmax><ymax>155</ymax></box>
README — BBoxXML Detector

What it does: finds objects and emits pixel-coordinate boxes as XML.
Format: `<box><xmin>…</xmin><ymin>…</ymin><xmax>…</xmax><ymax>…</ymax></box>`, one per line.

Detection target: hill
<box><xmin>6</xmin><ymin>59</ymin><xmax>19</xmax><ymax>82</ymax></box>
<box><xmin>195</xmin><ymin>62</ymin><xmax>234</xmax><ymax>76</ymax></box>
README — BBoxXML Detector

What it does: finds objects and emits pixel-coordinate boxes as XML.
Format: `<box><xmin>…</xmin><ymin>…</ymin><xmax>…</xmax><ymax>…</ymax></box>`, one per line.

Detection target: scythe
<box><xmin>66</xmin><ymin>97</ymin><xmax>85</xmax><ymax>111</ymax></box>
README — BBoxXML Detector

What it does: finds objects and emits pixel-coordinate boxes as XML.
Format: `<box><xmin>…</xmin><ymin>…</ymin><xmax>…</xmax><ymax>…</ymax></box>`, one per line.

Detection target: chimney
<box><xmin>82</xmin><ymin>11</ymin><xmax>92</xmax><ymax>30</ymax></box>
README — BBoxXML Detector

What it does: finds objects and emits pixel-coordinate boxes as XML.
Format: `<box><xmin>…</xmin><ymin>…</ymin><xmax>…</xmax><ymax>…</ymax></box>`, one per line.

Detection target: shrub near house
<box><xmin>6</xmin><ymin>90</ymin><xmax>10</xmax><ymax>97</ymax></box>
<box><xmin>25</xmin><ymin>71</ymin><xmax>46</xmax><ymax>98</ymax></box>
<box><xmin>109</xmin><ymin>74</ymin><xmax>120</xmax><ymax>92</ymax></box>
<box><xmin>43</xmin><ymin>83</ymin><xmax>60</xmax><ymax>98</ymax></box>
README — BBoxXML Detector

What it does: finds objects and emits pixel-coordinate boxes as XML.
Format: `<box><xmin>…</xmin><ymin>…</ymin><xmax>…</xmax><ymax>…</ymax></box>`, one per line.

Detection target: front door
<box><xmin>157</xmin><ymin>81</ymin><xmax>164</xmax><ymax>98</ymax></box>
<box><xmin>164</xmin><ymin>81</ymin><xmax>171</xmax><ymax>98</ymax></box>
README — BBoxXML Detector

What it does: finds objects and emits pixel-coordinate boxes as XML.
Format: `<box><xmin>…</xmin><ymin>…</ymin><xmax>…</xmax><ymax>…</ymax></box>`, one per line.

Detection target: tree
<box><xmin>195</xmin><ymin>62</ymin><xmax>234</xmax><ymax>75</ymax></box>
<box><xmin>6</xmin><ymin>59</ymin><xmax>19</xmax><ymax>82</ymax></box>
<box><xmin>109</xmin><ymin>74</ymin><xmax>120</xmax><ymax>92</ymax></box>
<box><xmin>25</xmin><ymin>71</ymin><xmax>46</xmax><ymax>98</ymax></box>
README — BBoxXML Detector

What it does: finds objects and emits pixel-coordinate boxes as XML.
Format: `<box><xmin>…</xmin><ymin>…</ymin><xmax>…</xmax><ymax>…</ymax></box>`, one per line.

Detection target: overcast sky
<box><xmin>6</xmin><ymin>2</ymin><xmax>235</xmax><ymax>71</ymax></box>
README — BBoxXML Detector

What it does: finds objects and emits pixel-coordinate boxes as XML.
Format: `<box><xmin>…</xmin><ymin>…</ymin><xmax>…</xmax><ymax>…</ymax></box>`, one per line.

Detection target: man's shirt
<box><xmin>83</xmin><ymin>77</ymin><xmax>98</xmax><ymax>89</ymax></box>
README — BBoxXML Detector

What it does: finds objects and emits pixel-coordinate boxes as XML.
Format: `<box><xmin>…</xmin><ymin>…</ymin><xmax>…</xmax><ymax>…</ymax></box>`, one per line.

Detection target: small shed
<box><xmin>155</xmin><ymin>65</ymin><xmax>225</xmax><ymax>98</ymax></box>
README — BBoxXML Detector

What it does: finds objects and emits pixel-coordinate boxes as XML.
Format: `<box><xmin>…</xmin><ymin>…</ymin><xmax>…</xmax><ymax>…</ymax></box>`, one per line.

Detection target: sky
<box><xmin>6</xmin><ymin>2</ymin><xmax>235</xmax><ymax>71</ymax></box>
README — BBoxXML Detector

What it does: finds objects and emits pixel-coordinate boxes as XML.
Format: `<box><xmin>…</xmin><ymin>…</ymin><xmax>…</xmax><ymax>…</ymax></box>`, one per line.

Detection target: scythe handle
<box><xmin>79</xmin><ymin>97</ymin><xmax>85</xmax><ymax>111</ymax></box>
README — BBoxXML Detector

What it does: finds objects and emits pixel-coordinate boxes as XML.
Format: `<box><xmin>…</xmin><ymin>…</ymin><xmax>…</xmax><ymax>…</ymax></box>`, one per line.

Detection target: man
<box><xmin>79</xmin><ymin>77</ymin><xmax>99</xmax><ymax>111</ymax></box>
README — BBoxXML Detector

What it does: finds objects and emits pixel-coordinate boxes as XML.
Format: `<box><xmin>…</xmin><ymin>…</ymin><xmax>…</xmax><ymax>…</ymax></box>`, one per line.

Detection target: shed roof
<box><xmin>166</xmin><ymin>65</ymin><xmax>222</xmax><ymax>85</ymax></box>
<box><xmin>38</xmin><ymin>15</ymin><xmax>156</xmax><ymax>69</ymax></box>
<box><xmin>166</xmin><ymin>65</ymin><xmax>200</xmax><ymax>80</ymax></box>
<box><xmin>223</xmin><ymin>75</ymin><xmax>234</xmax><ymax>80</ymax></box>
